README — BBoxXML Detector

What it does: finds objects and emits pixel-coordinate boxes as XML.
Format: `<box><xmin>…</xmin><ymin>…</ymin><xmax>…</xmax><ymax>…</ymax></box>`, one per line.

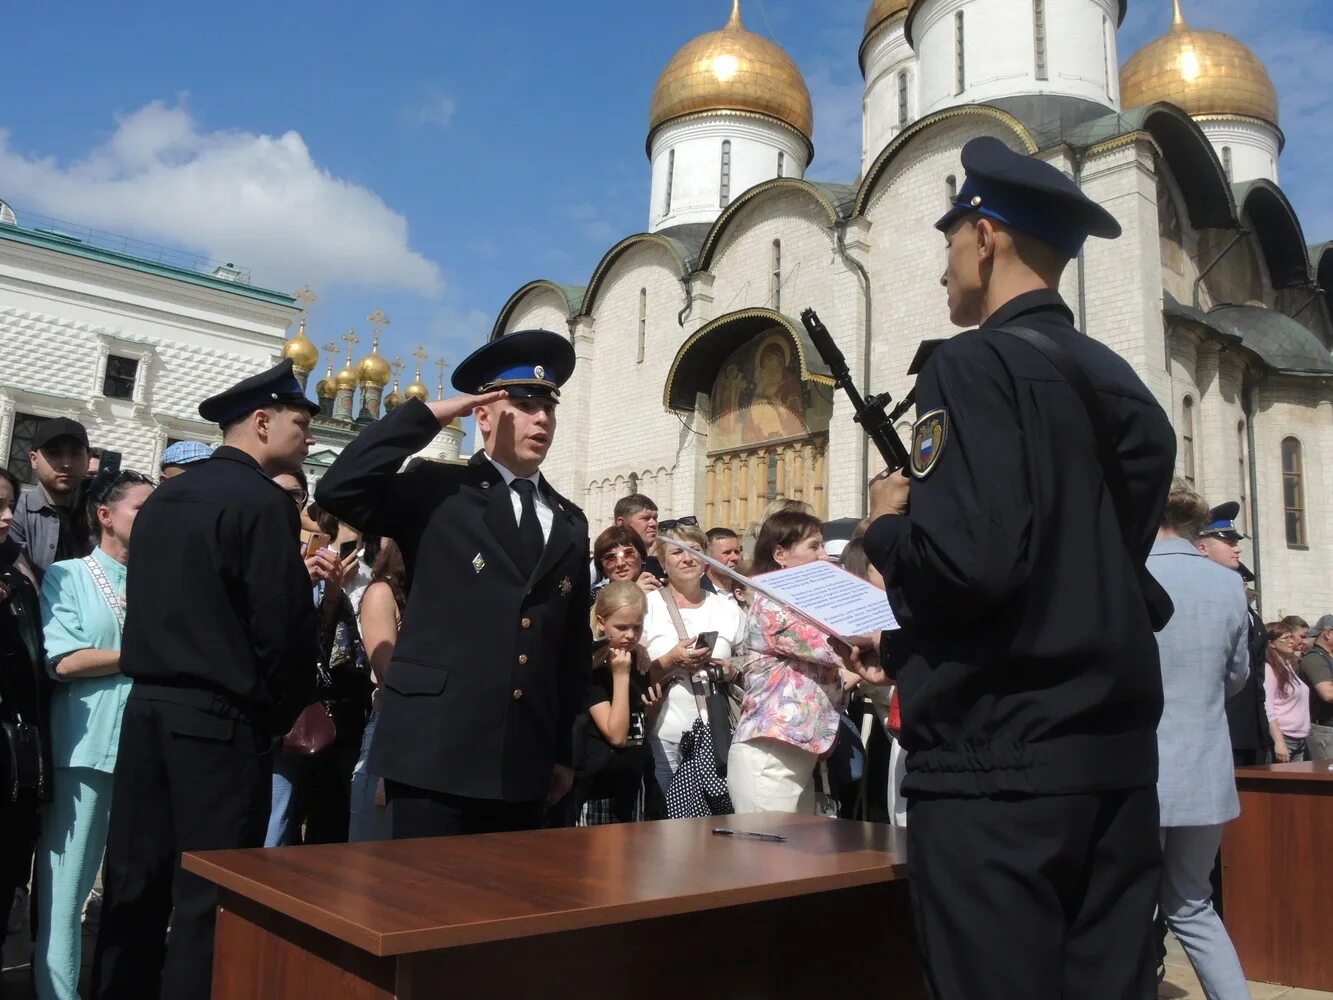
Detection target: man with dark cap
<box><xmin>11</xmin><ymin>417</ymin><xmax>93</xmax><ymax>582</ymax></box>
<box><xmin>1197</xmin><ymin>502</ymin><xmax>1271</xmax><ymax>767</ymax></box>
<box><xmin>317</xmin><ymin>329</ymin><xmax>590</xmax><ymax>837</ymax></box>
<box><xmin>852</xmin><ymin>136</ymin><xmax>1177</xmax><ymax>999</ymax></box>
<box><xmin>92</xmin><ymin>359</ymin><xmax>320</xmax><ymax>1000</ymax></box>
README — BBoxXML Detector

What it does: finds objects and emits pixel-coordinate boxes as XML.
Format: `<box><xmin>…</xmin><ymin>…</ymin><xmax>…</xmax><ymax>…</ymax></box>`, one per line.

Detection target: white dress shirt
<box><xmin>483</xmin><ymin>452</ymin><xmax>553</xmax><ymax>543</ymax></box>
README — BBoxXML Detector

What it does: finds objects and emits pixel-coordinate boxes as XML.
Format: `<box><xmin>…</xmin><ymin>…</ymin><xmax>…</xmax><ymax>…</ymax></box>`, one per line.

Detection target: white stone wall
<box><xmin>1196</xmin><ymin>117</ymin><xmax>1281</xmax><ymax>186</ymax></box>
<box><xmin>863</xmin><ymin>16</ymin><xmax>919</xmax><ymax>171</ymax></box>
<box><xmin>648</xmin><ymin>114</ymin><xmax>808</xmax><ymax>232</ymax></box>
<box><xmin>0</xmin><ymin>239</ymin><xmax>294</xmax><ymax>478</ymax></box>
<box><xmin>1251</xmin><ymin>382</ymin><xmax>1333</xmax><ymax>618</ymax></box>
<box><xmin>501</xmin><ymin>287</ymin><xmax>573</xmax><ymax>338</ymax></box>
<box><xmin>913</xmin><ymin>0</ymin><xmax>1120</xmax><ymax>118</ymax></box>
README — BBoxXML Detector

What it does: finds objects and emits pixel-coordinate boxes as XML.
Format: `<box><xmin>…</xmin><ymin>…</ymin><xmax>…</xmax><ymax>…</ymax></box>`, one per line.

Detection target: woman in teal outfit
<box><xmin>35</xmin><ymin>470</ymin><xmax>154</xmax><ymax>1000</ymax></box>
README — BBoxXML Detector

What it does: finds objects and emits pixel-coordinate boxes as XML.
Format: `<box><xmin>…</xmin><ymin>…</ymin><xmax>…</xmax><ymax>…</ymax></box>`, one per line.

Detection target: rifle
<box><xmin>800</xmin><ymin>308</ymin><xmax>914</xmax><ymax>473</ymax></box>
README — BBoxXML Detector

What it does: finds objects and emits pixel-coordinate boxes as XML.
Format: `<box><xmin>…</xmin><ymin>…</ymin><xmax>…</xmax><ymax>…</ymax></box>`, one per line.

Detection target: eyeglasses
<box><xmin>599</xmin><ymin>547</ymin><xmax>640</xmax><ymax>565</ymax></box>
<box><xmin>658</xmin><ymin>516</ymin><xmax>699</xmax><ymax>533</ymax></box>
<box><xmin>284</xmin><ymin>488</ymin><xmax>309</xmax><ymax>506</ymax></box>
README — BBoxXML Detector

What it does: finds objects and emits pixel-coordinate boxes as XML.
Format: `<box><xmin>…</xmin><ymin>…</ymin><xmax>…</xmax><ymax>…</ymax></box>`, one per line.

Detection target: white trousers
<box><xmin>1160</xmin><ymin>825</ymin><xmax>1250</xmax><ymax>1000</ymax></box>
<box><xmin>727</xmin><ymin>738</ymin><xmax>818</xmax><ymax>815</ymax></box>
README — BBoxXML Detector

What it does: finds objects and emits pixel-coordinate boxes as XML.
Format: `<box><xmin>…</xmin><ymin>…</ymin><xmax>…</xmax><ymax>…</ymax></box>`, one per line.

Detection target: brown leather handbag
<box><xmin>283</xmin><ymin>702</ymin><xmax>335</xmax><ymax>755</ymax></box>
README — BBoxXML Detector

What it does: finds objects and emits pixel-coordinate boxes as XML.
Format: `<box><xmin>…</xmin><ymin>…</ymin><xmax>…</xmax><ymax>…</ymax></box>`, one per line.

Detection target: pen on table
<box><xmin>712</xmin><ymin>828</ymin><xmax>787</xmax><ymax>843</ymax></box>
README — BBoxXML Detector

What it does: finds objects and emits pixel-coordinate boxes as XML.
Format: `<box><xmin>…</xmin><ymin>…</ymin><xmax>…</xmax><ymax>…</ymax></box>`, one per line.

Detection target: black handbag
<box><xmin>998</xmin><ymin>325</ymin><xmax>1175</xmax><ymax>632</ymax></box>
<box><xmin>1</xmin><ymin>717</ymin><xmax>46</xmax><ymax>803</ymax></box>
<box><xmin>0</xmin><ymin>566</ymin><xmax>51</xmax><ymax>803</ymax></box>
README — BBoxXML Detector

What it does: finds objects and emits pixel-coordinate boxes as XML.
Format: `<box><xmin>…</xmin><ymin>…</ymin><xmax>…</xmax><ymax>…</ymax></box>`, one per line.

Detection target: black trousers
<box><xmin>92</xmin><ymin>692</ymin><xmax>273</xmax><ymax>1000</ymax></box>
<box><xmin>907</xmin><ymin>787</ymin><xmax>1162</xmax><ymax>1000</ymax></box>
<box><xmin>386</xmin><ymin>781</ymin><xmax>543</xmax><ymax>838</ymax></box>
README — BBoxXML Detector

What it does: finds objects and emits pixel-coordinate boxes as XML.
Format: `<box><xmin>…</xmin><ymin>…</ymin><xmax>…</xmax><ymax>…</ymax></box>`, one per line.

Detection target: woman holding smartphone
<box><xmin>642</xmin><ymin>522</ymin><xmax>745</xmax><ymax>795</ymax></box>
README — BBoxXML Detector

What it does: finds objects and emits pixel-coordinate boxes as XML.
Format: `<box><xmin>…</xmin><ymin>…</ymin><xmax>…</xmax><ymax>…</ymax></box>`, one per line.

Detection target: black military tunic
<box><xmin>865</xmin><ymin>289</ymin><xmax>1176</xmax><ymax>999</ymax></box>
<box><xmin>315</xmin><ymin>399</ymin><xmax>591</xmax><ymax>815</ymax></box>
<box><xmin>92</xmin><ymin>445</ymin><xmax>318</xmax><ymax>1000</ymax></box>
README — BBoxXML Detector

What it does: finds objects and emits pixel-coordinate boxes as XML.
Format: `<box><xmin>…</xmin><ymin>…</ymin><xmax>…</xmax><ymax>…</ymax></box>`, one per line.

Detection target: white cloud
<box><xmin>0</xmin><ymin>100</ymin><xmax>444</xmax><ymax>296</ymax></box>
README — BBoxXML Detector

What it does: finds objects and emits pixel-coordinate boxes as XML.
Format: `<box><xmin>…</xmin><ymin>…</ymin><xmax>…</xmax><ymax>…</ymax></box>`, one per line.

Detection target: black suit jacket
<box><xmin>315</xmin><ymin>400</ymin><xmax>591</xmax><ymax>802</ymax></box>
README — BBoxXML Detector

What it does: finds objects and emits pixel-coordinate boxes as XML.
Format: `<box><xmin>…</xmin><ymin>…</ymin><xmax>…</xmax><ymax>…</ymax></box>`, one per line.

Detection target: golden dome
<box><xmin>357</xmin><ymin>336</ymin><xmax>392</xmax><ymax>388</ymax></box>
<box><xmin>334</xmin><ymin>357</ymin><xmax>359</xmax><ymax>391</ymax></box>
<box><xmin>648</xmin><ymin>0</ymin><xmax>812</xmax><ymax>150</ymax></box>
<box><xmin>315</xmin><ymin>377</ymin><xmax>334</xmax><ymax>399</ymax></box>
<box><xmin>404</xmin><ymin>366</ymin><xmax>430</xmax><ymax>401</ymax></box>
<box><xmin>1121</xmin><ymin>0</ymin><xmax>1278</xmax><ymax>126</ymax></box>
<box><xmin>864</xmin><ymin>0</ymin><xmax>911</xmax><ymax>41</ymax></box>
<box><xmin>383</xmin><ymin>390</ymin><xmax>405</xmax><ymax>411</ymax></box>
<box><xmin>282</xmin><ymin>317</ymin><xmax>320</xmax><ymax>372</ymax></box>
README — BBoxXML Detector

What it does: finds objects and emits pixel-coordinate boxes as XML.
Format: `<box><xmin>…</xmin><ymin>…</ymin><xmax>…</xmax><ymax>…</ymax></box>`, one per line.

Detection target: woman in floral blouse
<box><xmin>728</xmin><ymin>510</ymin><xmax>852</xmax><ymax>814</ymax></box>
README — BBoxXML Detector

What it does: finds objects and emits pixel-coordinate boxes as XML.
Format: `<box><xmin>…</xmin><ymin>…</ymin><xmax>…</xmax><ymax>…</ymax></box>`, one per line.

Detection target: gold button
<box><xmin>518</xmin><ymin>654</ymin><xmax>528</xmax><ymax>665</ymax></box>
<box><xmin>512</xmin><ymin>688</ymin><xmax>523</xmax><ymax>700</ymax></box>
<box><xmin>521</xmin><ymin>618</ymin><xmax>532</xmax><ymax>629</ymax></box>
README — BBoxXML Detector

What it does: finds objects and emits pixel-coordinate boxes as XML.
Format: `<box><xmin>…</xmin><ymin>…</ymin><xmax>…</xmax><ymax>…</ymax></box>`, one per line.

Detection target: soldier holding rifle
<box><xmin>829</xmin><ymin>138</ymin><xmax>1176</xmax><ymax>1000</ymax></box>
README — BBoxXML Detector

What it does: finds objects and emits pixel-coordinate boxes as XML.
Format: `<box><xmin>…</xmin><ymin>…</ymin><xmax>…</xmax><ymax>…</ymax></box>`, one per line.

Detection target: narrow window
<box><xmin>1282</xmin><ymin>437</ymin><xmax>1307</xmax><ymax>547</ymax></box>
<box><xmin>720</xmin><ymin>140</ymin><xmax>732</xmax><ymax>208</ymax></box>
<box><xmin>770</xmin><ymin>240</ymin><xmax>782</xmax><ymax>312</ymax></box>
<box><xmin>6</xmin><ymin>412</ymin><xmax>42</xmax><ymax>485</ymax></box>
<box><xmin>945</xmin><ymin>174</ymin><xmax>958</xmax><ymax>211</ymax></box>
<box><xmin>637</xmin><ymin>288</ymin><xmax>647</xmax><ymax>364</ymax></box>
<box><xmin>777</xmin><ymin>150</ymin><xmax>785</xmax><ymax>178</ymax></box>
<box><xmin>664</xmin><ymin>149</ymin><xmax>675</xmax><ymax>216</ymax></box>
<box><xmin>1222</xmin><ymin>146</ymin><xmax>1233</xmax><ymax>182</ymax></box>
<box><xmin>1181</xmin><ymin>397</ymin><xmax>1196</xmax><ymax>485</ymax></box>
<box><xmin>1237</xmin><ymin>421</ymin><xmax>1248</xmax><ymax>535</ymax></box>
<box><xmin>1034</xmin><ymin>0</ymin><xmax>1048</xmax><ymax>81</ymax></box>
<box><xmin>955</xmin><ymin>11</ymin><xmax>966</xmax><ymax>95</ymax></box>
<box><xmin>897</xmin><ymin>71</ymin><xmax>909</xmax><ymax>125</ymax></box>
<box><xmin>628</xmin><ymin>473</ymin><xmax>639</xmax><ymax>496</ymax></box>
<box><xmin>103</xmin><ymin>355</ymin><xmax>138</xmax><ymax>400</ymax></box>
<box><xmin>766</xmin><ymin>452</ymin><xmax>779</xmax><ymax>498</ymax></box>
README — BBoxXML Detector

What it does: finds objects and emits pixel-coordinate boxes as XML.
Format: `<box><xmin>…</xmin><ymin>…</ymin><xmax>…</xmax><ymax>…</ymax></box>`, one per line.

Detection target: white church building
<box><xmin>494</xmin><ymin>0</ymin><xmax>1333</xmax><ymax>619</ymax></box>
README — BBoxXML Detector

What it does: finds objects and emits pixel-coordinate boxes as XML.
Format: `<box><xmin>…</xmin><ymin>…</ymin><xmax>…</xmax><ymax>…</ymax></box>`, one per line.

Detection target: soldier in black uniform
<box><xmin>1198</xmin><ymin>501</ymin><xmax>1271</xmax><ymax>766</ymax></box>
<box><xmin>316</xmin><ymin>329</ymin><xmax>591</xmax><ymax>837</ymax></box>
<box><xmin>855</xmin><ymin>137</ymin><xmax>1177</xmax><ymax>999</ymax></box>
<box><xmin>92</xmin><ymin>360</ymin><xmax>320</xmax><ymax>1000</ymax></box>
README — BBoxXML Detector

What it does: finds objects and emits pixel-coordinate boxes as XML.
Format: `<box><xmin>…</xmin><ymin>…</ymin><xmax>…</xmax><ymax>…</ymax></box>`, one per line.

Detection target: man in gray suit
<box><xmin>1149</xmin><ymin>479</ymin><xmax>1251</xmax><ymax>1000</ymax></box>
<box><xmin>1299</xmin><ymin>615</ymin><xmax>1333</xmax><ymax>759</ymax></box>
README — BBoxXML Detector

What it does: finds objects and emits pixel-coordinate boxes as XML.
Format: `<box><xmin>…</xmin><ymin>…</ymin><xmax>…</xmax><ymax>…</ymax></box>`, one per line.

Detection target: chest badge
<box><xmin>559</xmin><ymin>576</ymin><xmax>572</xmax><ymax>597</ymax></box>
<box><xmin>911</xmin><ymin>408</ymin><xmax>949</xmax><ymax>480</ymax></box>
<box><xmin>472</xmin><ymin>553</ymin><xmax>486</xmax><ymax>574</ymax></box>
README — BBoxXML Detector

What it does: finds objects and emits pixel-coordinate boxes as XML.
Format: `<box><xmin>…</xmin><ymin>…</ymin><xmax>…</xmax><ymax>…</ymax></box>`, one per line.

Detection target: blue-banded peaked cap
<box><xmin>935</xmin><ymin>137</ymin><xmax>1122</xmax><ymax>259</ymax></box>
<box><xmin>198</xmin><ymin>358</ymin><xmax>321</xmax><ymax>426</ymax></box>
<box><xmin>1200</xmin><ymin>501</ymin><xmax>1244</xmax><ymax>541</ymax></box>
<box><xmin>453</xmin><ymin>330</ymin><xmax>575</xmax><ymax>400</ymax></box>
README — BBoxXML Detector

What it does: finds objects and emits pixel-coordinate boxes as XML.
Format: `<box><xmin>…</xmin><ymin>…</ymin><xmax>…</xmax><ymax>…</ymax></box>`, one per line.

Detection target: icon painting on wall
<box><xmin>709</xmin><ymin>331</ymin><xmax>832</xmax><ymax>453</ymax></box>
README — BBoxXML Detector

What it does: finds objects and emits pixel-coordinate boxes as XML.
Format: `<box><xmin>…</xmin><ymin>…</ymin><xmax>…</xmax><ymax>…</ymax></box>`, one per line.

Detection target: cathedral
<box><xmin>494</xmin><ymin>0</ymin><xmax>1333</xmax><ymax>619</ymax></box>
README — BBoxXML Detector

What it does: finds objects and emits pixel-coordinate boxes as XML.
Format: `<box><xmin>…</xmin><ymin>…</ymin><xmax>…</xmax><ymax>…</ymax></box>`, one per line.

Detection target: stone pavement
<box><xmin>1161</xmin><ymin>935</ymin><xmax>1333</xmax><ymax>1000</ymax></box>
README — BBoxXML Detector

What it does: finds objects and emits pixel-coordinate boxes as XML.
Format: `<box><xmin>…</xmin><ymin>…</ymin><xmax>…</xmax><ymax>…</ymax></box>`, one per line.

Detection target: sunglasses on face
<box><xmin>658</xmin><ymin>516</ymin><xmax>699</xmax><ymax>533</ymax></box>
<box><xmin>599</xmin><ymin>547</ymin><xmax>640</xmax><ymax>565</ymax></box>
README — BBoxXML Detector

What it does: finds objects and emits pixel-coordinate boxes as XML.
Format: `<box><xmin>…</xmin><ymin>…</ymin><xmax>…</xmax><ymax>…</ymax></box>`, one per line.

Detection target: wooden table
<box><xmin>1222</xmin><ymin>761</ymin><xmax>1333</xmax><ymax>990</ymax></box>
<box><xmin>184</xmin><ymin>813</ymin><xmax>924</xmax><ymax>999</ymax></box>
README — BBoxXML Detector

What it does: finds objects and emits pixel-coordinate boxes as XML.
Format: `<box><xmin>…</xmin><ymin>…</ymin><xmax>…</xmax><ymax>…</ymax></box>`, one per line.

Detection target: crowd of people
<box><xmin>0</xmin><ymin>138</ymin><xmax>1323</xmax><ymax>1000</ymax></box>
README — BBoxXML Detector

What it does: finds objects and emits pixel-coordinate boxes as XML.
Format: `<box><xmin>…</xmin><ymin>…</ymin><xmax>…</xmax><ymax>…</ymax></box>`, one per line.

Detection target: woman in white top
<box><xmin>642</xmin><ymin>522</ymin><xmax>745</xmax><ymax>795</ymax></box>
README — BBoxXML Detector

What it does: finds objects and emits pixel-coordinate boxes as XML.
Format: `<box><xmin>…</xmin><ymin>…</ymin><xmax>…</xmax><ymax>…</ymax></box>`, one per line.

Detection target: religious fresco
<box><xmin>708</xmin><ymin>330</ymin><xmax>832</xmax><ymax>452</ymax></box>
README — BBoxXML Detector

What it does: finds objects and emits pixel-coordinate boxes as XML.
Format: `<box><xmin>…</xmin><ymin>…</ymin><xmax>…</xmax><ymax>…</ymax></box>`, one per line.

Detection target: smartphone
<box><xmin>693</xmin><ymin>631</ymin><xmax>719</xmax><ymax>651</ymax></box>
<box><xmin>338</xmin><ymin>540</ymin><xmax>360</xmax><ymax>561</ymax></box>
<box><xmin>300</xmin><ymin>530</ymin><xmax>331</xmax><ymax>557</ymax></box>
<box><xmin>99</xmin><ymin>451</ymin><xmax>123</xmax><ymax>479</ymax></box>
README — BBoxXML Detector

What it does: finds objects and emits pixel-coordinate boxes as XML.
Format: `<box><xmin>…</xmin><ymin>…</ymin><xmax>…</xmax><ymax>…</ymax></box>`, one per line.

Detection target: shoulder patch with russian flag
<box><xmin>911</xmin><ymin>409</ymin><xmax>949</xmax><ymax>479</ymax></box>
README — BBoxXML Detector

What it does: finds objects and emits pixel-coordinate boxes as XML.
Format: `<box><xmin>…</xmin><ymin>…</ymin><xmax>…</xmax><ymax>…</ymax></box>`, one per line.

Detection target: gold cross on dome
<box><xmin>411</xmin><ymin>345</ymin><xmax>429</xmax><ymax>373</ymax></box>
<box><xmin>323</xmin><ymin>341</ymin><xmax>339</xmax><ymax>356</ymax></box>
<box><xmin>435</xmin><ymin>357</ymin><xmax>450</xmax><ymax>398</ymax></box>
<box><xmin>391</xmin><ymin>357</ymin><xmax>405</xmax><ymax>388</ymax></box>
<box><xmin>367</xmin><ymin>309</ymin><xmax>390</xmax><ymax>337</ymax></box>
<box><xmin>294</xmin><ymin>285</ymin><xmax>317</xmax><ymax>311</ymax></box>
<box><xmin>343</xmin><ymin>330</ymin><xmax>360</xmax><ymax>364</ymax></box>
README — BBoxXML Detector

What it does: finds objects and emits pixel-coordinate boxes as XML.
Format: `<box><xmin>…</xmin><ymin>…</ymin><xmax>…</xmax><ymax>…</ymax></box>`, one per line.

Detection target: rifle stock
<box><xmin>800</xmin><ymin>308</ymin><xmax>912</xmax><ymax>472</ymax></box>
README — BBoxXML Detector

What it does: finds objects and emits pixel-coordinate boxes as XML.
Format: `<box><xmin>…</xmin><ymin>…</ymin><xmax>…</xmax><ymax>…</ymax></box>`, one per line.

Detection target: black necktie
<box><xmin>511</xmin><ymin>478</ymin><xmax>545</xmax><ymax>574</ymax></box>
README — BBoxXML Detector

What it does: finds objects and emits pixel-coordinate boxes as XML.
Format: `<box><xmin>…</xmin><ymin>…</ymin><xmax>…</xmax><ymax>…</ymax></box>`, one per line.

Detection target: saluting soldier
<box><xmin>316</xmin><ymin>329</ymin><xmax>590</xmax><ymax>837</ymax></box>
<box><xmin>853</xmin><ymin>137</ymin><xmax>1177</xmax><ymax>999</ymax></box>
<box><xmin>93</xmin><ymin>359</ymin><xmax>321</xmax><ymax>1000</ymax></box>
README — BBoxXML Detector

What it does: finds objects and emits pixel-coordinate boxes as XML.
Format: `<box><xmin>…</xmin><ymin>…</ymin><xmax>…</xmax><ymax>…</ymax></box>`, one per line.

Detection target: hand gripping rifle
<box><xmin>800</xmin><ymin>308</ymin><xmax>914</xmax><ymax>473</ymax></box>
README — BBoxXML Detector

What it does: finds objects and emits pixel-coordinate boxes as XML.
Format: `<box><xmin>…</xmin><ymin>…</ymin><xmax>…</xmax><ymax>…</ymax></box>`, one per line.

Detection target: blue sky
<box><xmin>1</xmin><ymin>0</ymin><xmax>1329</xmax><ymax>426</ymax></box>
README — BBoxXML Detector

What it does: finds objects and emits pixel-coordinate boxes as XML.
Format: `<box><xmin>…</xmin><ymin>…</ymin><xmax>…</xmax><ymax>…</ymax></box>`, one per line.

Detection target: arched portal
<box><xmin>663</xmin><ymin>308</ymin><xmax>834</xmax><ymax>531</ymax></box>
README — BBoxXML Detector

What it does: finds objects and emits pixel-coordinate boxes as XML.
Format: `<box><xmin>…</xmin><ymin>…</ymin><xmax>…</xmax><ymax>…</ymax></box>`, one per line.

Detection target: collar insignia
<box><xmin>559</xmin><ymin>576</ymin><xmax>572</xmax><ymax>597</ymax></box>
<box><xmin>911</xmin><ymin>409</ymin><xmax>949</xmax><ymax>480</ymax></box>
<box><xmin>472</xmin><ymin>553</ymin><xmax>486</xmax><ymax>573</ymax></box>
